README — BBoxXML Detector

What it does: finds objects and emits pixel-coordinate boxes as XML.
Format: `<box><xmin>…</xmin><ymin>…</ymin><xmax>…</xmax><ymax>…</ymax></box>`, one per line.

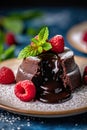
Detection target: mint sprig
<box><xmin>38</xmin><ymin>26</ymin><xmax>49</xmax><ymax>43</ymax></box>
<box><xmin>0</xmin><ymin>45</ymin><xmax>15</xmax><ymax>62</ymax></box>
<box><xmin>18</xmin><ymin>27</ymin><xmax>52</xmax><ymax>59</ymax></box>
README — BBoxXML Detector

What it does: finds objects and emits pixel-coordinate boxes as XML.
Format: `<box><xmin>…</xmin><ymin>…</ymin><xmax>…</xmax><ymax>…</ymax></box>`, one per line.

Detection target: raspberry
<box><xmin>14</xmin><ymin>80</ymin><xmax>36</xmax><ymax>102</ymax></box>
<box><xmin>0</xmin><ymin>66</ymin><xmax>15</xmax><ymax>84</ymax></box>
<box><xmin>82</xmin><ymin>31</ymin><xmax>87</xmax><ymax>42</ymax></box>
<box><xmin>49</xmin><ymin>35</ymin><xmax>64</xmax><ymax>53</ymax></box>
<box><xmin>5</xmin><ymin>32</ymin><xmax>16</xmax><ymax>46</ymax></box>
<box><xmin>83</xmin><ymin>66</ymin><xmax>87</xmax><ymax>85</ymax></box>
<box><xmin>83</xmin><ymin>75</ymin><xmax>87</xmax><ymax>85</ymax></box>
<box><xmin>83</xmin><ymin>66</ymin><xmax>87</xmax><ymax>76</ymax></box>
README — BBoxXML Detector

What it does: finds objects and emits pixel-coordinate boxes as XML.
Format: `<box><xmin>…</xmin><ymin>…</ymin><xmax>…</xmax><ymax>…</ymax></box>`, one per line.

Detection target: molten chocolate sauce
<box><xmin>38</xmin><ymin>80</ymin><xmax>71</xmax><ymax>103</ymax></box>
<box><xmin>36</xmin><ymin>52</ymin><xmax>71</xmax><ymax>103</ymax></box>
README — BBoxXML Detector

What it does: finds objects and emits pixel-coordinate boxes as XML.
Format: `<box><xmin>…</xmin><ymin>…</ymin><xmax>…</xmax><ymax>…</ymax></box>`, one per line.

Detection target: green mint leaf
<box><xmin>9</xmin><ymin>10</ymin><xmax>43</xmax><ymax>20</ymax></box>
<box><xmin>4</xmin><ymin>45</ymin><xmax>15</xmax><ymax>57</ymax></box>
<box><xmin>0</xmin><ymin>30</ymin><xmax>5</xmax><ymax>44</ymax></box>
<box><xmin>38</xmin><ymin>27</ymin><xmax>49</xmax><ymax>43</ymax></box>
<box><xmin>18</xmin><ymin>45</ymin><xmax>42</xmax><ymax>59</ymax></box>
<box><xmin>0</xmin><ymin>44</ymin><xmax>4</xmax><ymax>55</ymax></box>
<box><xmin>38</xmin><ymin>46</ymin><xmax>43</xmax><ymax>53</ymax></box>
<box><xmin>3</xmin><ymin>18</ymin><xmax>23</xmax><ymax>34</ymax></box>
<box><xmin>18</xmin><ymin>45</ymin><xmax>32</xmax><ymax>59</ymax></box>
<box><xmin>42</xmin><ymin>42</ymin><xmax>52</xmax><ymax>51</ymax></box>
<box><xmin>18</xmin><ymin>26</ymin><xmax>52</xmax><ymax>58</ymax></box>
<box><xmin>0</xmin><ymin>45</ymin><xmax>15</xmax><ymax>61</ymax></box>
<box><xmin>31</xmin><ymin>38</ymin><xmax>39</xmax><ymax>45</ymax></box>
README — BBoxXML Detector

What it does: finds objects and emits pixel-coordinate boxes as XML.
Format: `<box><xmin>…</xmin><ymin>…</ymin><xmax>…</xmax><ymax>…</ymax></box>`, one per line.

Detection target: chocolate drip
<box><xmin>37</xmin><ymin>80</ymin><xmax>71</xmax><ymax>103</ymax></box>
<box><xmin>36</xmin><ymin>53</ymin><xmax>71</xmax><ymax>103</ymax></box>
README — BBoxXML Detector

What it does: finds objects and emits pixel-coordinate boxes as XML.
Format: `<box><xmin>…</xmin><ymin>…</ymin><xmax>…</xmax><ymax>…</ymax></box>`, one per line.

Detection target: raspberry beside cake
<box><xmin>16</xmin><ymin>27</ymin><xmax>81</xmax><ymax>103</ymax></box>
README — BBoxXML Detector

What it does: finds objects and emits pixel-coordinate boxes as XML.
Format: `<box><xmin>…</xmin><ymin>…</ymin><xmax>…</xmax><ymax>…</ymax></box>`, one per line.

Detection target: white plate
<box><xmin>0</xmin><ymin>57</ymin><xmax>87</xmax><ymax>117</ymax></box>
<box><xmin>67</xmin><ymin>22</ymin><xmax>87</xmax><ymax>53</ymax></box>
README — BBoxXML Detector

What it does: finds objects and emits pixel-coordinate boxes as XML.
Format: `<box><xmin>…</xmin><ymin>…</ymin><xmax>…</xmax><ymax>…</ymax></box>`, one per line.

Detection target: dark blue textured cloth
<box><xmin>0</xmin><ymin>110</ymin><xmax>87</xmax><ymax>130</ymax></box>
<box><xmin>0</xmin><ymin>7</ymin><xmax>87</xmax><ymax>130</ymax></box>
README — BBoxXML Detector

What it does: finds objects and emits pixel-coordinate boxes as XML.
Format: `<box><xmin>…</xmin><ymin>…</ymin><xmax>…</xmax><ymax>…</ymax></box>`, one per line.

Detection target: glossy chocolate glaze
<box><xmin>38</xmin><ymin>53</ymin><xmax>61</xmax><ymax>81</ymax></box>
<box><xmin>37</xmin><ymin>80</ymin><xmax>71</xmax><ymax>103</ymax></box>
<box><xmin>35</xmin><ymin>52</ymin><xmax>71</xmax><ymax>103</ymax></box>
<box><xmin>16</xmin><ymin>48</ymin><xmax>81</xmax><ymax>103</ymax></box>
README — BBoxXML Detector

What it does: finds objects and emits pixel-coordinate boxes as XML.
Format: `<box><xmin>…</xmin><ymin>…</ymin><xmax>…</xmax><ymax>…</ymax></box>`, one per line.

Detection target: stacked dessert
<box><xmin>15</xmin><ymin>27</ymin><xmax>81</xmax><ymax>103</ymax></box>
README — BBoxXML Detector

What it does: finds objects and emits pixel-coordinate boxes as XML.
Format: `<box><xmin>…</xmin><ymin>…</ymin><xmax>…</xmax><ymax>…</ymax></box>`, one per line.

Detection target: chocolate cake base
<box><xmin>16</xmin><ymin>47</ymin><xmax>81</xmax><ymax>103</ymax></box>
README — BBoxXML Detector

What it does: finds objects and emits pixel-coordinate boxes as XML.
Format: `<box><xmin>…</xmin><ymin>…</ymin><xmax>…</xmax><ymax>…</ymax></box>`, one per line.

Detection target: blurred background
<box><xmin>0</xmin><ymin>0</ymin><xmax>87</xmax><ymax>61</ymax></box>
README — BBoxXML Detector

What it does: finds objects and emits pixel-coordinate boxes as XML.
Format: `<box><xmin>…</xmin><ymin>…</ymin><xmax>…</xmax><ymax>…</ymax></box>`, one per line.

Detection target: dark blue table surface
<box><xmin>0</xmin><ymin>7</ymin><xmax>87</xmax><ymax>130</ymax></box>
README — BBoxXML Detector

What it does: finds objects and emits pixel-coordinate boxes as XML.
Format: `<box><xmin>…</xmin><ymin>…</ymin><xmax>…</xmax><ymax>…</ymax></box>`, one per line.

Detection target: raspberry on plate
<box><xmin>83</xmin><ymin>66</ymin><xmax>87</xmax><ymax>85</ymax></box>
<box><xmin>5</xmin><ymin>32</ymin><xmax>16</xmax><ymax>46</ymax></box>
<box><xmin>14</xmin><ymin>80</ymin><xmax>36</xmax><ymax>102</ymax></box>
<box><xmin>0</xmin><ymin>66</ymin><xmax>15</xmax><ymax>84</ymax></box>
<box><xmin>82</xmin><ymin>31</ymin><xmax>87</xmax><ymax>43</ymax></box>
<box><xmin>83</xmin><ymin>75</ymin><xmax>87</xmax><ymax>85</ymax></box>
<box><xmin>83</xmin><ymin>66</ymin><xmax>87</xmax><ymax>76</ymax></box>
<box><xmin>49</xmin><ymin>35</ymin><xmax>64</xmax><ymax>53</ymax></box>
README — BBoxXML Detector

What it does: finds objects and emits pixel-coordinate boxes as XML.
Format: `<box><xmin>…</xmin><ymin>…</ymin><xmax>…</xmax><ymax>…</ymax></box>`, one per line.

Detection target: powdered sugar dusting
<box><xmin>0</xmin><ymin>82</ymin><xmax>87</xmax><ymax>112</ymax></box>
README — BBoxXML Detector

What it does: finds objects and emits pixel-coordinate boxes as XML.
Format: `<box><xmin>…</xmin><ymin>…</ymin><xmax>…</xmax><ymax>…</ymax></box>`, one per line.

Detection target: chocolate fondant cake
<box><xmin>15</xmin><ymin>27</ymin><xmax>82</xmax><ymax>103</ymax></box>
<box><xmin>16</xmin><ymin>47</ymin><xmax>81</xmax><ymax>103</ymax></box>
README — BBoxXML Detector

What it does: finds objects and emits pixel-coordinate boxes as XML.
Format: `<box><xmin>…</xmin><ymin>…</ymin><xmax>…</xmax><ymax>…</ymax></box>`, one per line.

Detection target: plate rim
<box><xmin>0</xmin><ymin>102</ymin><xmax>87</xmax><ymax>117</ymax></box>
<box><xmin>0</xmin><ymin>57</ymin><xmax>87</xmax><ymax>117</ymax></box>
<box><xmin>67</xmin><ymin>21</ymin><xmax>87</xmax><ymax>54</ymax></box>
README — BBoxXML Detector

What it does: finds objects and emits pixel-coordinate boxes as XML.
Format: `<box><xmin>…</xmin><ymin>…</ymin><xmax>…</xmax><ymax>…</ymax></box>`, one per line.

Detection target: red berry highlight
<box><xmin>83</xmin><ymin>75</ymin><xmax>87</xmax><ymax>85</ymax></box>
<box><xmin>14</xmin><ymin>80</ymin><xmax>36</xmax><ymax>102</ymax></box>
<box><xmin>0</xmin><ymin>66</ymin><xmax>15</xmax><ymax>84</ymax></box>
<box><xmin>5</xmin><ymin>32</ymin><xmax>16</xmax><ymax>46</ymax></box>
<box><xmin>49</xmin><ymin>35</ymin><xmax>64</xmax><ymax>53</ymax></box>
<box><xmin>83</xmin><ymin>66</ymin><xmax>87</xmax><ymax>76</ymax></box>
<box><xmin>82</xmin><ymin>31</ymin><xmax>87</xmax><ymax>43</ymax></box>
